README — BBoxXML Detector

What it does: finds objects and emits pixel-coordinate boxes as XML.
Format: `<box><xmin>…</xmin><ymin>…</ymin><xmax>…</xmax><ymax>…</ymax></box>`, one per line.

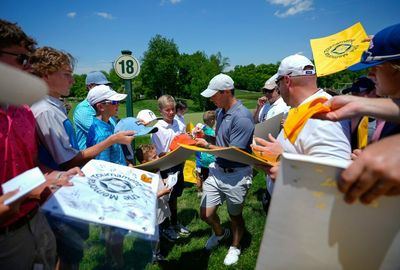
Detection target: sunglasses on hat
<box><xmin>101</xmin><ymin>100</ymin><xmax>120</xmax><ymax>105</ymax></box>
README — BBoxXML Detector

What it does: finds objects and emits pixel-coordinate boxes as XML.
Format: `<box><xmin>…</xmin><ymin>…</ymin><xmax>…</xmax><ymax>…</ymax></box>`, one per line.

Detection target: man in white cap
<box><xmin>253</xmin><ymin>74</ymin><xmax>290</xmax><ymax>213</ymax></box>
<box><xmin>254</xmin><ymin>74</ymin><xmax>289</xmax><ymax>124</ymax></box>
<box><xmin>252</xmin><ymin>54</ymin><xmax>351</xmax><ymax>195</ymax></box>
<box><xmin>264</xmin><ymin>74</ymin><xmax>289</xmax><ymax>122</ymax></box>
<box><xmin>73</xmin><ymin>71</ymin><xmax>113</xmax><ymax>150</ymax></box>
<box><xmin>253</xmin><ymin>77</ymin><xmax>272</xmax><ymax>124</ymax></box>
<box><xmin>196</xmin><ymin>73</ymin><xmax>254</xmax><ymax>266</ymax></box>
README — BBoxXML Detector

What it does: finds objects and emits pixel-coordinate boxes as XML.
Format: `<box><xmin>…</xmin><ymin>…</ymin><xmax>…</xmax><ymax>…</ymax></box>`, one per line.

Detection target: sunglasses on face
<box><xmin>263</xmin><ymin>89</ymin><xmax>275</xmax><ymax>94</ymax></box>
<box><xmin>101</xmin><ymin>100</ymin><xmax>119</xmax><ymax>105</ymax></box>
<box><xmin>0</xmin><ymin>50</ymin><xmax>30</xmax><ymax>66</ymax></box>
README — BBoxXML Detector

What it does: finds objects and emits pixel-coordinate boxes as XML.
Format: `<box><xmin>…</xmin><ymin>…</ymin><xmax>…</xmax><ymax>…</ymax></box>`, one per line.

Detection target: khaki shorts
<box><xmin>201</xmin><ymin>163</ymin><xmax>252</xmax><ymax>216</ymax></box>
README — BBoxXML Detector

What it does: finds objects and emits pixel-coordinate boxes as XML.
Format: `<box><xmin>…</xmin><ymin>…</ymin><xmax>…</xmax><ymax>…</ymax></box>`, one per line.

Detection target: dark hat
<box><xmin>349</xmin><ymin>23</ymin><xmax>400</xmax><ymax>71</ymax></box>
<box><xmin>342</xmin><ymin>76</ymin><xmax>375</xmax><ymax>94</ymax></box>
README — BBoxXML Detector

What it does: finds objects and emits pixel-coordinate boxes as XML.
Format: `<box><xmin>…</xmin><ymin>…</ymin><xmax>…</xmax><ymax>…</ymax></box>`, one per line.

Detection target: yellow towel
<box><xmin>357</xmin><ymin>116</ymin><xmax>369</xmax><ymax>149</ymax></box>
<box><xmin>186</xmin><ymin>122</ymin><xmax>194</xmax><ymax>133</ymax></box>
<box><xmin>284</xmin><ymin>97</ymin><xmax>330</xmax><ymax>144</ymax></box>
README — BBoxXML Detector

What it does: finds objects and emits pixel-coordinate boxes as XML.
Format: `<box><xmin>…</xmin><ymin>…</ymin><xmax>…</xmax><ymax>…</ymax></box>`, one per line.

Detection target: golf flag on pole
<box><xmin>310</xmin><ymin>22</ymin><xmax>370</xmax><ymax>77</ymax></box>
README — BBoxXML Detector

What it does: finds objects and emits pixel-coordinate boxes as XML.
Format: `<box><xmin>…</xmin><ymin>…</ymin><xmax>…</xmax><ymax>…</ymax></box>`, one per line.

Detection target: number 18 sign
<box><xmin>114</xmin><ymin>54</ymin><xmax>140</xmax><ymax>79</ymax></box>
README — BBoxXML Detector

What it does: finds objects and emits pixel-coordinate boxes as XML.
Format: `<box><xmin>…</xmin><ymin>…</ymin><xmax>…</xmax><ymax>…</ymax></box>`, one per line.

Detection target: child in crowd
<box><xmin>151</xmin><ymin>95</ymin><xmax>190</xmax><ymax>240</ymax></box>
<box><xmin>194</xmin><ymin>111</ymin><xmax>216</xmax><ymax>194</ymax></box>
<box><xmin>30</xmin><ymin>46</ymin><xmax>134</xmax><ymax>270</ymax></box>
<box><xmin>86</xmin><ymin>85</ymin><xmax>128</xmax><ymax>268</ymax></box>
<box><xmin>174</xmin><ymin>99</ymin><xmax>188</xmax><ymax>128</ymax></box>
<box><xmin>136</xmin><ymin>144</ymin><xmax>172</xmax><ymax>262</ymax></box>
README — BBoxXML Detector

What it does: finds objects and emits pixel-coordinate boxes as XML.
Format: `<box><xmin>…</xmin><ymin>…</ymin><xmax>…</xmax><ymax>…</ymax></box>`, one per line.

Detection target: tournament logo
<box><xmin>324</xmin><ymin>39</ymin><xmax>359</xmax><ymax>59</ymax></box>
<box><xmin>88</xmin><ymin>172</ymin><xmax>142</xmax><ymax>200</ymax></box>
<box><xmin>99</xmin><ymin>178</ymin><xmax>133</xmax><ymax>194</ymax></box>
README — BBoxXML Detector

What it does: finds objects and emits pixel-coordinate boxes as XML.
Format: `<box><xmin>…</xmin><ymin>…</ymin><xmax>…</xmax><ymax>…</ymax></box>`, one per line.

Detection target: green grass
<box><xmin>78</xmin><ymin>170</ymin><xmax>267</xmax><ymax>270</ymax></box>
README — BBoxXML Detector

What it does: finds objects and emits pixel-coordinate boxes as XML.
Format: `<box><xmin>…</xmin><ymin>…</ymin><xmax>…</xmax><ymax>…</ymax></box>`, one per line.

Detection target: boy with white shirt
<box><xmin>151</xmin><ymin>95</ymin><xmax>190</xmax><ymax>240</ymax></box>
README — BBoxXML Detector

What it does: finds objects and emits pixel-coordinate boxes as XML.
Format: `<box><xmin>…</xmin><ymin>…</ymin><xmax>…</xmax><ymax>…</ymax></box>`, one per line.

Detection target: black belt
<box><xmin>219</xmin><ymin>166</ymin><xmax>245</xmax><ymax>173</ymax></box>
<box><xmin>0</xmin><ymin>208</ymin><xmax>38</xmax><ymax>235</ymax></box>
<box><xmin>222</xmin><ymin>167</ymin><xmax>235</xmax><ymax>173</ymax></box>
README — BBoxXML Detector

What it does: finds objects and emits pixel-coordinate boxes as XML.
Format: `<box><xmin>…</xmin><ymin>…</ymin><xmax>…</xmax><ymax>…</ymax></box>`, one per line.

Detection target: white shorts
<box><xmin>200</xmin><ymin>163</ymin><xmax>252</xmax><ymax>216</ymax></box>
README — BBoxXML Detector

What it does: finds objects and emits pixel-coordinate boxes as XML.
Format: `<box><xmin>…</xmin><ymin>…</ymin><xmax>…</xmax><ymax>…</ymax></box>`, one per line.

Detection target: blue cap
<box><xmin>114</xmin><ymin>117</ymin><xmax>158</xmax><ymax>136</ymax></box>
<box><xmin>342</xmin><ymin>76</ymin><xmax>375</xmax><ymax>94</ymax></box>
<box><xmin>85</xmin><ymin>71</ymin><xmax>111</xmax><ymax>85</ymax></box>
<box><xmin>349</xmin><ymin>23</ymin><xmax>400</xmax><ymax>71</ymax></box>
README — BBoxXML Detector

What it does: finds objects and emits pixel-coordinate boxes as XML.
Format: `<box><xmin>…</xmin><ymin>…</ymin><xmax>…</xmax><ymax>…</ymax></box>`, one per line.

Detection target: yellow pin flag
<box><xmin>357</xmin><ymin>116</ymin><xmax>369</xmax><ymax>149</ymax></box>
<box><xmin>310</xmin><ymin>22</ymin><xmax>370</xmax><ymax>77</ymax></box>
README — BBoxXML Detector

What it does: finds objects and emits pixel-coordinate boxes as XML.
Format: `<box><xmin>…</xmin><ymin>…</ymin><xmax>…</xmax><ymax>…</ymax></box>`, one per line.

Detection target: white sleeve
<box><xmin>299</xmin><ymin>120</ymin><xmax>351</xmax><ymax>161</ymax></box>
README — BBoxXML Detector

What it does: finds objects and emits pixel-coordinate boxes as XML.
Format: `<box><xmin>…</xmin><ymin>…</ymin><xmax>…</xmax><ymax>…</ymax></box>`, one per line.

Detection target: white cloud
<box><xmin>95</xmin><ymin>12</ymin><xmax>114</xmax><ymax>20</ymax></box>
<box><xmin>268</xmin><ymin>0</ymin><xmax>313</xmax><ymax>18</ymax></box>
<box><xmin>160</xmin><ymin>0</ymin><xmax>183</xmax><ymax>5</ymax></box>
<box><xmin>67</xmin><ymin>12</ymin><xmax>77</xmax><ymax>18</ymax></box>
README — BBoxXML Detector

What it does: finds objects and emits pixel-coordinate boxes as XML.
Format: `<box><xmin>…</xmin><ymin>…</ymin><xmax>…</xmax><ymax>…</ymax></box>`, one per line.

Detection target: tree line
<box><xmin>70</xmin><ymin>34</ymin><xmax>367</xmax><ymax>110</ymax></box>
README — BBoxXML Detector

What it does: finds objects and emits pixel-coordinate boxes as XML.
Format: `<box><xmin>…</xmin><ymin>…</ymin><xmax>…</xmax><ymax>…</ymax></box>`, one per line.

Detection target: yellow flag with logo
<box><xmin>310</xmin><ymin>22</ymin><xmax>370</xmax><ymax>77</ymax></box>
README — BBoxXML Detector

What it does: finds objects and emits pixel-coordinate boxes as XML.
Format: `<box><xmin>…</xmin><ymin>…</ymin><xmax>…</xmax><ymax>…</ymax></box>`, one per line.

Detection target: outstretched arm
<box><xmin>61</xmin><ymin>131</ymin><xmax>135</xmax><ymax>169</ymax></box>
<box><xmin>315</xmin><ymin>96</ymin><xmax>400</xmax><ymax>123</ymax></box>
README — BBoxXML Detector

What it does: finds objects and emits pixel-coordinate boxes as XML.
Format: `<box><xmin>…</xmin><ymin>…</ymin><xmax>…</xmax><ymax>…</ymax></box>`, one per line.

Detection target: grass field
<box><xmin>66</xmin><ymin>90</ymin><xmax>267</xmax><ymax>269</ymax></box>
<box><xmin>79</xmin><ymin>171</ymin><xmax>267</xmax><ymax>270</ymax></box>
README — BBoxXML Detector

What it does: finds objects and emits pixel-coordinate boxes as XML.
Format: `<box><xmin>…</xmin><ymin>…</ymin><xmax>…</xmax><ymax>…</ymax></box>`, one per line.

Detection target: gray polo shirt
<box><xmin>31</xmin><ymin>96</ymin><xmax>79</xmax><ymax>169</ymax></box>
<box><xmin>215</xmin><ymin>100</ymin><xmax>254</xmax><ymax>168</ymax></box>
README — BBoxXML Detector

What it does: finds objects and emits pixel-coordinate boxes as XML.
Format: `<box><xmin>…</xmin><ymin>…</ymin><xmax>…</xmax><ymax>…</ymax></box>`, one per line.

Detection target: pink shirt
<box><xmin>0</xmin><ymin>105</ymin><xmax>39</xmax><ymax>227</ymax></box>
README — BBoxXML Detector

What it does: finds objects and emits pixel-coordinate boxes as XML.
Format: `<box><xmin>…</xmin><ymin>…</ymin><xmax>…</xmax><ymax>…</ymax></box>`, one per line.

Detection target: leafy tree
<box><xmin>211</xmin><ymin>51</ymin><xmax>230</xmax><ymax>72</ymax></box>
<box><xmin>70</xmin><ymin>74</ymin><xmax>86</xmax><ymax>98</ymax></box>
<box><xmin>141</xmin><ymin>35</ymin><xmax>180</xmax><ymax>98</ymax></box>
<box><xmin>108</xmin><ymin>69</ymin><xmax>124</xmax><ymax>92</ymax></box>
<box><xmin>228</xmin><ymin>63</ymin><xmax>279</xmax><ymax>92</ymax></box>
<box><xmin>177</xmin><ymin>51</ymin><xmax>221</xmax><ymax>110</ymax></box>
<box><xmin>317</xmin><ymin>69</ymin><xmax>367</xmax><ymax>93</ymax></box>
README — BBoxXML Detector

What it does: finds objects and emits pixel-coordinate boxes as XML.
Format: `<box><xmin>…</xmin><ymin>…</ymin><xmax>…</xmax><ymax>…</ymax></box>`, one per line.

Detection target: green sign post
<box><xmin>113</xmin><ymin>50</ymin><xmax>141</xmax><ymax>164</ymax></box>
<box><xmin>113</xmin><ymin>50</ymin><xmax>141</xmax><ymax>117</ymax></box>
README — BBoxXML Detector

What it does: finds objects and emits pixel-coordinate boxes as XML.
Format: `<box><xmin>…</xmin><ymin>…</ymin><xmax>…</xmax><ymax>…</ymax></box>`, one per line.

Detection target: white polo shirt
<box><xmin>264</xmin><ymin>97</ymin><xmax>290</xmax><ymax>121</ymax></box>
<box><xmin>151</xmin><ymin>119</ymin><xmax>186</xmax><ymax>155</ymax></box>
<box><xmin>267</xmin><ymin>89</ymin><xmax>351</xmax><ymax>194</ymax></box>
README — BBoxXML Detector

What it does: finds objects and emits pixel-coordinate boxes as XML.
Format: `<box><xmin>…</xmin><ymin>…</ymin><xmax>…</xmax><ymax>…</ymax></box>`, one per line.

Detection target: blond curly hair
<box><xmin>30</xmin><ymin>46</ymin><xmax>75</xmax><ymax>77</ymax></box>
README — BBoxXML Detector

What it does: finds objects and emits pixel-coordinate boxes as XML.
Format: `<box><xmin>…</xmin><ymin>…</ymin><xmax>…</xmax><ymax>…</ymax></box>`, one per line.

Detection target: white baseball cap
<box><xmin>277</xmin><ymin>54</ymin><xmax>315</xmax><ymax>80</ymax></box>
<box><xmin>201</xmin><ymin>73</ymin><xmax>234</xmax><ymax>98</ymax></box>
<box><xmin>137</xmin><ymin>109</ymin><xmax>162</xmax><ymax>125</ymax></box>
<box><xmin>263</xmin><ymin>73</ymin><xmax>278</xmax><ymax>90</ymax></box>
<box><xmin>87</xmin><ymin>85</ymin><xmax>127</xmax><ymax>105</ymax></box>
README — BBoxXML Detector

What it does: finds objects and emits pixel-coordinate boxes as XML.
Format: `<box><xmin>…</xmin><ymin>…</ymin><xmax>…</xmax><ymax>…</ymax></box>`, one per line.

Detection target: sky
<box><xmin>1</xmin><ymin>0</ymin><xmax>399</xmax><ymax>74</ymax></box>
